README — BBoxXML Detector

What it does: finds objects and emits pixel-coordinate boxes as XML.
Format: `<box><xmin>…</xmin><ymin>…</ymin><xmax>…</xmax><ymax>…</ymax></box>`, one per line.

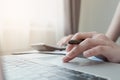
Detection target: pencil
<box><xmin>68</xmin><ymin>39</ymin><xmax>84</xmax><ymax>44</ymax></box>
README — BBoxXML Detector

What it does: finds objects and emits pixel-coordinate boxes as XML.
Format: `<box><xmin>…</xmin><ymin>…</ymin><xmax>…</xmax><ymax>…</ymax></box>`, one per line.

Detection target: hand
<box><xmin>57</xmin><ymin>35</ymin><xmax>73</xmax><ymax>46</ymax></box>
<box><xmin>63</xmin><ymin>32</ymin><xmax>120</xmax><ymax>63</ymax></box>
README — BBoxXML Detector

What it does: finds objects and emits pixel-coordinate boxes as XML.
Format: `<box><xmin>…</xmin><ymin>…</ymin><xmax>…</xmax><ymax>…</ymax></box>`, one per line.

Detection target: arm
<box><xmin>106</xmin><ymin>2</ymin><xmax>120</xmax><ymax>42</ymax></box>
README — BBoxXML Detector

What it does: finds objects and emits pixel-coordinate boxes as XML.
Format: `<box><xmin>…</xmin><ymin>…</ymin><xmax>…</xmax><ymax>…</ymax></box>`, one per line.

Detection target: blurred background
<box><xmin>0</xmin><ymin>0</ymin><xmax>119</xmax><ymax>54</ymax></box>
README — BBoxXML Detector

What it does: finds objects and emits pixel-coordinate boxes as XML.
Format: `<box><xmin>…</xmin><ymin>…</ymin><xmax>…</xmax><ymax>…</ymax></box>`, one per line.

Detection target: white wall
<box><xmin>79</xmin><ymin>0</ymin><xmax>120</xmax><ymax>33</ymax></box>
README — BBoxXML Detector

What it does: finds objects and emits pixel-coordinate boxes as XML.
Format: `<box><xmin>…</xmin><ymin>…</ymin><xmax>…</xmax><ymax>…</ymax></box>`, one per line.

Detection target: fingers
<box><xmin>83</xmin><ymin>46</ymin><xmax>112</xmax><ymax>62</ymax></box>
<box><xmin>71</xmin><ymin>31</ymin><xmax>97</xmax><ymax>40</ymax></box>
<box><xmin>66</xmin><ymin>32</ymin><xmax>97</xmax><ymax>52</ymax></box>
<box><xmin>66</xmin><ymin>44</ymin><xmax>77</xmax><ymax>52</ymax></box>
<box><xmin>63</xmin><ymin>38</ymin><xmax>106</xmax><ymax>62</ymax></box>
<box><xmin>83</xmin><ymin>46</ymin><xmax>120</xmax><ymax>62</ymax></box>
<box><xmin>92</xmin><ymin>33</ymin><xmax>110</xmax><ymax>41</ymax></box>
<box><xmin>57</xmin><ymin>35</ymin><xmax>73</xmax><ymax>46</ymax></box>
<box><xmin>83</xmin><ymin>46</ymin><xmax>109</xmax><ymax>57</ymax></box>
<box><xmin>63</xmin><ymin>45</ymin><xmax>81</xmax><ymax>62</ymax></box>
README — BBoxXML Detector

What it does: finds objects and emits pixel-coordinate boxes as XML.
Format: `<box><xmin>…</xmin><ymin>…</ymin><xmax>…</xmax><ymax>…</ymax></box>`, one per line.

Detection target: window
<box><xmin>0</xmin><ymin>0</ymin><xmax>65</xmax><ymax>54</ymax></box>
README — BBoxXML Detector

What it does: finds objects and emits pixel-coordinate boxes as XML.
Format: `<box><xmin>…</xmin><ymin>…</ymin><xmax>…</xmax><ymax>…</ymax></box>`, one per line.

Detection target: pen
<box><xmin>68</xmin><ymin>39</ymin><xmax>85</xmax><ymax>44</ymax></box>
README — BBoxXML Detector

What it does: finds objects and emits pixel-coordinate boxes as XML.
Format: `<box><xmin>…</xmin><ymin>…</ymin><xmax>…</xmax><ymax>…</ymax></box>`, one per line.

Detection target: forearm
<box><xmin>106</xmin><ymin>2</ymin><xmax>120</xmax><ymax>42</ymax></box>
<box><xmin>106</xmin><ymin>22</ymin><xmax>120</xmax><ymax>42</ymax></box>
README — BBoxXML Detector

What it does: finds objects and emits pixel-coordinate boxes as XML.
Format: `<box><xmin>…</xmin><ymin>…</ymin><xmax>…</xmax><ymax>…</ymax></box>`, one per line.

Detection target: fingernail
<box><xmin>63</xmin><ymin>56</ymin><xmax>70</xmax><ymax>63</ymax></box>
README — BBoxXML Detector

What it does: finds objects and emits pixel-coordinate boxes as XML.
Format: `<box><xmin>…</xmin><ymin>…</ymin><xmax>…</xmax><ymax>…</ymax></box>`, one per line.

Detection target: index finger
<box><xmin>66</xmin><ymin>32</ymin><xmax>97</xmax><ymax>52</ymax></box>
<box><xmin>63</xmin><ymin>38</ymin><xmax>105</xmax><ymax>62</ymax></box>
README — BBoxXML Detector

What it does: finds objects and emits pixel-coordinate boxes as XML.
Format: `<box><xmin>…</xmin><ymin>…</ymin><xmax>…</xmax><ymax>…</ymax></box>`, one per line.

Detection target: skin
<box><xmin>57</xmin><ymin>2</ymin><xmax>120</xmax><ymax>63</ymax></box>
<box><xmin>57</xmin><ymin>35</ymin><xmax>73</xmax><ymax>46</ymax></box>
<box><xmin>63</xmin><ymin>32</ymin><xmax>120</xmax><ymax>63</ymax></box>
<box><xmin>106</xmin><ymin>2</ymin><xmax>120</xmax><ymax>41</ymax></box>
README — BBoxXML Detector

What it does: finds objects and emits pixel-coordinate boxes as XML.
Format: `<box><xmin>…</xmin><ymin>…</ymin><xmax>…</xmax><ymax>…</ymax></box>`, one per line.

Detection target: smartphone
<box><xmin>31</xmin><ymin>43</ymin><xmax>66</xmax><ymax>51</ymax></box>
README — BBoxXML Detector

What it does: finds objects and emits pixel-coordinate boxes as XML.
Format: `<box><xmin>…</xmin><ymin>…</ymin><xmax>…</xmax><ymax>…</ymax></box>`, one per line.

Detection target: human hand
<box><xmin>63</xmin><ymin>32</ymin><xmax>120</xmax><ymax>63</ymax></box>
<box><xmin>57</xmin><ymin>35</ymin><xmax>73</xmax><ymax>46</ymax></box>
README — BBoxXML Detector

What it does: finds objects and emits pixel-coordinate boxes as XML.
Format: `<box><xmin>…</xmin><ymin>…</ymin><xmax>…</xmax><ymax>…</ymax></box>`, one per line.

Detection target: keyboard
<box><xmin>3</xmin><ymin>57</ymin><xmax>108</xmax><ymax>80</ymax></box>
